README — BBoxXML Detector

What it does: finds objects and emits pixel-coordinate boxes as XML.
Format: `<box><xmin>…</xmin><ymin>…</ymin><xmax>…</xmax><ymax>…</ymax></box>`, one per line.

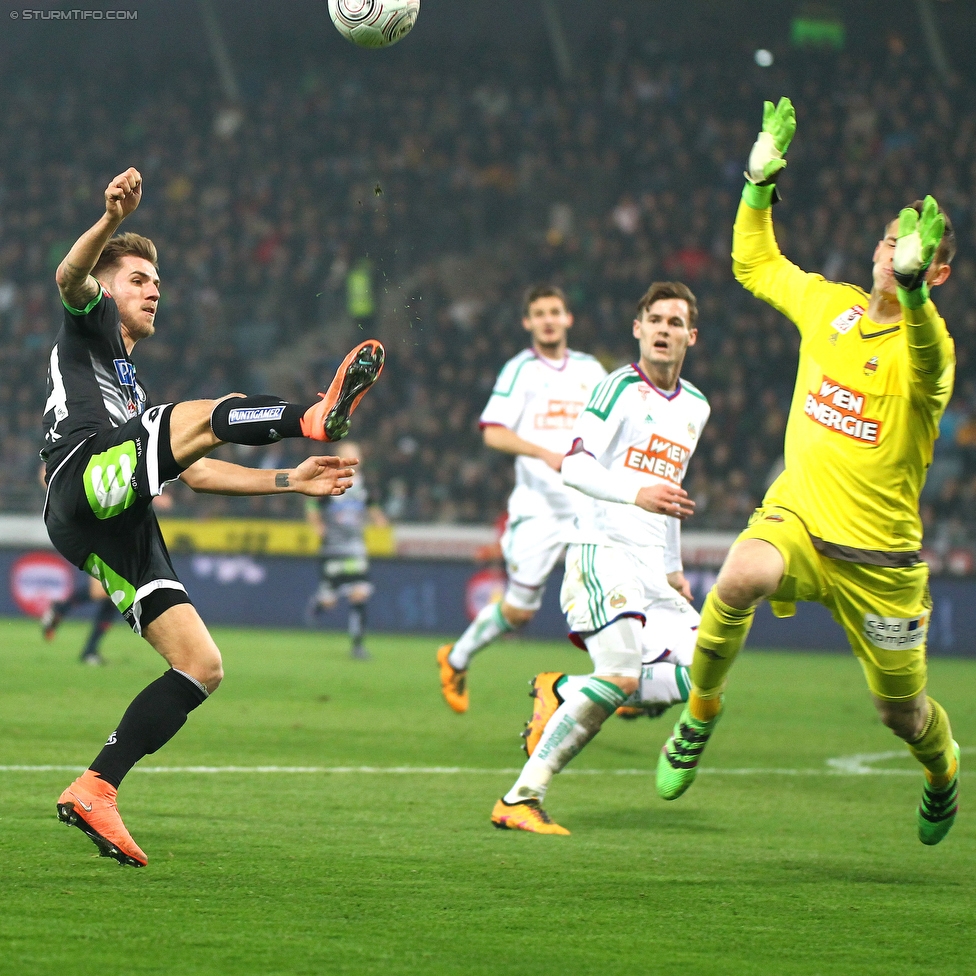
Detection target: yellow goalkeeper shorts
<box><xmin>735</xmin><ymin>506</ymin><xmax>930</xmax><ymax>701</ymax></box>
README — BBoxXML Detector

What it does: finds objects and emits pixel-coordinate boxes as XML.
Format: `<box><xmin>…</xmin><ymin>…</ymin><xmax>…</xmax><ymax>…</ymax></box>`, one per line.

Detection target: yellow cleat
<box><xmin>520</xmin><ymin>672</ymin><xmax>564</xmax><ymax>756</ymax></box>
<box><xmin>491</xmin><ymin>797</ymin><xmax>570</xmax><ymax>835</ymax></box>
<box><xmin>437</xmin><ymin>643</ymin><xmax>468</xmax><ymax>713</ymax></box>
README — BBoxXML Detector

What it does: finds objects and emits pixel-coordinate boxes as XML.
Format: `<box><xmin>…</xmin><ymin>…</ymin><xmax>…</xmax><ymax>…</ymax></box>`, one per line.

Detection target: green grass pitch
<box><xmin>1</xmin><ymin>617</ymin><xmax>975</xmax><ymax>976</ymax></box>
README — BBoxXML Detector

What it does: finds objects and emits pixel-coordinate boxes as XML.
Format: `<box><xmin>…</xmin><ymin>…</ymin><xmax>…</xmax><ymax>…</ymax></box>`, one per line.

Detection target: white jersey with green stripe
<box><xmin>480</xmin><ymin>348</ymin><xmax>607</xmax><ymax>519</ymax></box>
<box><xmin>569</xmin><ymin>363</ymin><xmax>710</xmax><ymax>550</ymax></box>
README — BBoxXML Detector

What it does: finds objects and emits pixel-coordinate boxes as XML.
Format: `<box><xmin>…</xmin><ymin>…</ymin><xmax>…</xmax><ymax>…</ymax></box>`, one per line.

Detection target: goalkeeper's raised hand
<box><xmin>746</xmin><ymin>96</ymin><xmax>796</xmax><ymax>185</ymax></box>
<box><xmin>893</xmin><ymin>195</ymin><xmax>945</xmax><ymax>304</ymax></box>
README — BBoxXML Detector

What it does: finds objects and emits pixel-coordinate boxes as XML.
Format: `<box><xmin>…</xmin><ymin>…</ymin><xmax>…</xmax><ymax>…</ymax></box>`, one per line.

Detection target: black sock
<box><xmin>210</xmin><ymin>395</ymin><xmax>309</xmax><ymax>445</ymax></box>
<box><xmin>81</xmin><ymin>601</ymin><xmax>117</xmax><ymax>659</ymax></box>
<box><xmin>90</xmin><ymin>670</ymin><xmax>208</xmax><ymax>788</ymax></box>
<box><xmin>349</xmin><ymin>604</ymin><xmax>366</xmax><ymax>648</ymax></box>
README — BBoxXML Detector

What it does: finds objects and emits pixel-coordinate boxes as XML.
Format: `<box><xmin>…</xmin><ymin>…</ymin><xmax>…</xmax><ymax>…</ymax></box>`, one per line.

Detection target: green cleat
<box><xmin>656</xmin><ymin>704</ymin><xmax>721</xmax><ymax>801</ymax></box>
<box><xmin>917</xmin><ymin>740</ymin><xmax>960</xmax><ymax>846</ymax></box>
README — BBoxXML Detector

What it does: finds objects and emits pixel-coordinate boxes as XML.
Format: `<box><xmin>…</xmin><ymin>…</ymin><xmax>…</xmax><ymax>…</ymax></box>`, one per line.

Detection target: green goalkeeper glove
<box><xmin>893</xmin><ymin>195</ymin><xmax>944</xmax><ymax>302</ymax></box>
<box><xmin>746</xmin><ymin>96</ymin><xmax>796</xmax><ymax>185</ymax></box>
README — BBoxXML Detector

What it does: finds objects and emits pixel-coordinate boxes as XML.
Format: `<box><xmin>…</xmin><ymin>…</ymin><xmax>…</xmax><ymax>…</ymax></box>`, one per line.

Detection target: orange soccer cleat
<box><xmin>437</xmin><ymin>643</ymin><xmax>468</xmax><ymax>713</ymax></box>
<box><xmin>57</xmin><ymin>769</ymin><xmax>147</xmax><ymax>867</ymax></box>
<box><xmin>490</xmin><ymin>797</ymin><xmax>570</xmax><ymax>835</ymax></box>
<box><xmin>300</xmin><ymin>339</ymin><xmax>385</xmax><ymax>442</ymax></box>
<box><xmin>520</xmin><ymin>672</ymin><xmax>565</xmax><ymax>756</ymax></box>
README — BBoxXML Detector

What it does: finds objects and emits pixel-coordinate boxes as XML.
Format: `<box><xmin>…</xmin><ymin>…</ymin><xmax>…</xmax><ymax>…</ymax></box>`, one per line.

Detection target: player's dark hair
<box><xmin>636</xmin><ymin>281</ymin><xmax>698</xmax><ymax>329</ymax></box>
<box><xmin>92</xmin><ymin>232</ymin><xmax>159</xmax><ymax>281</ymax></box>
<box><xmin>908</xmin><ymin>200</ymin><xmax>956</xmax><ymax>266</ymax></box>
<box><xmin>522</xmin><ymin>284</ymin><xmax>569</xmax><ymax>317</ymax></box>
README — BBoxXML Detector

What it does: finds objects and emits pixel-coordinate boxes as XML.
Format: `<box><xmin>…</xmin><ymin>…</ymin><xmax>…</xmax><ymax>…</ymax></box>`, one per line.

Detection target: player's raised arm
<box><xmin>56</xmin><ymin>167</ymin><xmax>143</xmax><ymax>310</ymax></box>
<box><xmin>179</xmin><ymin>454</ymin><xmax>357</xmax><ymax>497</ymax></box>
<box><xmin>732</xmin><ymin>98</ymin><xmax>823</xmax><ymax>327</ymax></box>
<box><xmin>893</xmin><ymin>195</ymin><xmax>955</xmax><ymax>386</ymax></box>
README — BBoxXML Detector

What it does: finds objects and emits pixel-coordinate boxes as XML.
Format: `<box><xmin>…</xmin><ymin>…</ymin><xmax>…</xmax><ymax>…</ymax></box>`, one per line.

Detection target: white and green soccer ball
<box><xmin>328</xmin><ymin>0</ymin><xmax>420</xmax><ymax>49</ymax></box>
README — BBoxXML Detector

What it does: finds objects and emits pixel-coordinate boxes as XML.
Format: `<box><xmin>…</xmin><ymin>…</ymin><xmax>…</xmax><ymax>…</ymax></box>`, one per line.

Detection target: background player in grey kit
<box><xmin>306</xmin><ymin>441</ymin><xmax>388</xmax><ymax>660</ymax></box>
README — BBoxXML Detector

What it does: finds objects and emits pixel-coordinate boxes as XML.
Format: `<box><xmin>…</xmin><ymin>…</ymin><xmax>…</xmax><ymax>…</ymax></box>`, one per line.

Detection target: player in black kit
<box><xmin>47</xmin><ymin>168</ymin><xmax>384</xmax><ymax>866</ymax></box>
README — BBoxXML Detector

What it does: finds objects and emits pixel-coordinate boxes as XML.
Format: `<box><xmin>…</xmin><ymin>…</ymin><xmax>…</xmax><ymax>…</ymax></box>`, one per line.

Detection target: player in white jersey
<box><xmin>437</xmin><ymin>286</ymin><xmax>607</xmax><ymax>713</ymax></box>
<box><xmin>491</xmin><ymin>281</ymin><xmax>709</xmax><ymax>834</ymax></box>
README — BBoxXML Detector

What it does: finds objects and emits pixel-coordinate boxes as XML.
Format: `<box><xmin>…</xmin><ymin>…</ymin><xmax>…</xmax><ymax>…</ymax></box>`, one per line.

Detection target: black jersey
<box><xmin>41</xmin><ymin>287</ymin><xmax>149</xmax><ymax>467</ymax></box>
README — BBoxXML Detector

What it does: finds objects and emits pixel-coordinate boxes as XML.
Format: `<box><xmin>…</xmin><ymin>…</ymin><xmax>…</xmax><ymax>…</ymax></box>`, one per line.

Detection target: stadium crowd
<box><xmin>3</xmin><ymin>34</ymin><xmax>976</xmax><ymax>553</ymax></box>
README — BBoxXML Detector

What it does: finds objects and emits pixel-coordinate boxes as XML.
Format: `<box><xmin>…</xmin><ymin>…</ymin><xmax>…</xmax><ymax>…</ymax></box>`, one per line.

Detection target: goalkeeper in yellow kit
<box><xmin>657</xmin><ymin>97</ymin><xmax>960</xmax><ymax>844</ymax></box>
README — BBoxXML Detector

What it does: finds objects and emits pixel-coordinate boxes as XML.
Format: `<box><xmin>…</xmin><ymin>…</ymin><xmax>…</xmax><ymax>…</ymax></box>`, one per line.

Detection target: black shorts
<box><xmin>44</xmin><ymin>404</ymin><xmax>192</xmax><ymax>634</ymax></box>
<box><xmin>317</xmin><ymin>555</ymin><xmax>372</xmax><ymax>601</ymax></box>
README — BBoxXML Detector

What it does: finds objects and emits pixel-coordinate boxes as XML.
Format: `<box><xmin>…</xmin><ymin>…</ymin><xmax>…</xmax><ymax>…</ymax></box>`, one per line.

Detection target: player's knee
<box><xmin>501</xmin><ymin>603</ymin><xmax>534</xmax><ymax>628</ymax></box>
<box><xmin>716</xmin><ymin>541</ymin><xmax>784</xmax><ymax>608</ymax></box>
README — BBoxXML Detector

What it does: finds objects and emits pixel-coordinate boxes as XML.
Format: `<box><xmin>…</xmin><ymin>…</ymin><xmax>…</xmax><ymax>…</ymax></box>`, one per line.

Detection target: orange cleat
<box><xmin>300</xmin><ymin>339</ymin><xmax>385</xmax><ymax>442</ymax></box>
<box><xmin>520</xmin><ymin>672</ymin><xmax>564</xmax><ymax>757</ymax></box>
<box><xmin>437</xmin><ymin>643</ymin><xmax>468</xmax><ymax>713</ymax></box>
<box><xmin>615</xmin><ymin>705</ymin><xmax>645</xmax><ymax>720</ymax></box>
<box><xmin>57</xmin><ymin>769</ymin><xmax>147</xmax><ymax>867</ymax></box>
<box><xmin>491</xmin><ymin>797</ymin><xmax>570</xmax><ymax>835</ymax></box>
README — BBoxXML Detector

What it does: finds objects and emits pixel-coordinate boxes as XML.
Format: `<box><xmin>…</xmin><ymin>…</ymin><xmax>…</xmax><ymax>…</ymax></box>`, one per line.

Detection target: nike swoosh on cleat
<box><xmin>76</xmin><ymin>798</ymin><xmax>93</xmax><ymax>812</ymax></box>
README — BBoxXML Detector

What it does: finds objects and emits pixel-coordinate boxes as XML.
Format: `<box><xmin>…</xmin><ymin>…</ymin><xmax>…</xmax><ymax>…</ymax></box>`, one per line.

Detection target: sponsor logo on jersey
<box><xmin>829</xmin><ymin>304</ymin><xmax>865</xmax><ymax>335</ymax></box>
<box><xmin>533</xmin><ymin>399</ymin><xmax>584</xmax><ymax>430</ymax></box>
<box><xmin>624</xmin><ymin>435</ymin><xmax>690</xmax><ymax>484</ymax></box>
<box><xmin>228</xmin><ymin>406</ymin><xmax>286</xmax><ymax>424</ymax></box>
<box><xmin>864</xmin><ymin>357</ymin><xmax>878</xmax><ymax>375</ymax></box>
<box><xmin>863</xmin><ymin>611</ymin><xmax>927</xmax><ymax>650</ymax></box>
<box><xmin>804</xmin><ymin>376</ymin><xmax>882</xmax><ymax>444</ymax></box>
<box><xmin>765</xmin><ymin>514</ymin><xmax>785</xmax><ymax>522</ymax></box>
<box><xmin>114</xmin><ymin>359</ymin><xmax>137</xmax><ymax>388</ymax></box>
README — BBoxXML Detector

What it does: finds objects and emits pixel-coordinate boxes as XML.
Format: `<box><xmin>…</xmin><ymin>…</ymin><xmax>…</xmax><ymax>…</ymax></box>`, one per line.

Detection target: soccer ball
<box><xmin>328</xmin><ymin>0</ymin><xmax>420</xmax><ymax>49</ymax></box>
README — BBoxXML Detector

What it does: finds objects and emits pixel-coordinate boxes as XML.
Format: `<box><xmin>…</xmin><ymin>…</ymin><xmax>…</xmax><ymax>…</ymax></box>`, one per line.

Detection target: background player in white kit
<box><xmin>491</xmin><ymin>281</ymin><xmax>709</xmax><ymax>834</ymax></box>
<box><xmin>437</xmin><ymin>285</ymin><xmax>607</xmax><ymax>713</ymax></box>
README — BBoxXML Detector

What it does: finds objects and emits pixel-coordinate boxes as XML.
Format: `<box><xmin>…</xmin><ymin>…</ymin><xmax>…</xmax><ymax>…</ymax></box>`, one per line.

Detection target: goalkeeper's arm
<box><xmin>893</xmin><ymin>195</ymin><xmax>953</xmax><ymax>379</ymax></box>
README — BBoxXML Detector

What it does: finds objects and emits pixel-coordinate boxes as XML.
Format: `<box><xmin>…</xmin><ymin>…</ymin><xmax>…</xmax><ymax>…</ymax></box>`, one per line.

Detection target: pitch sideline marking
<box><xmin>1</xmin><ymin>749</ymin><xmax>972</xmax><ymax>778</ymax></box>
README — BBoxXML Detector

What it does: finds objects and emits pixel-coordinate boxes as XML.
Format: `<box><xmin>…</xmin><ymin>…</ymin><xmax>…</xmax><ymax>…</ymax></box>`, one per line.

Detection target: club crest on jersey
<box><xmin>864</xmin><ymin>357</ymin><xmax>878</xmax><ymax>375</ymax></box>
<box><xmin>637</xmin><ymin>383</ymin><xmax>651</xmax><ymax>401</ymax></box>
<box><xmin>534</xmin><ymin>399</ymin><xmax>584</xmax><ymax>430</ymax></box>
<box><xmin>624</xmin><ymin>435</ymin><xmax>690</xmax><ymax>485</ymax></box>
<box><xmin>687</xmin><ymin>421</ymin><xmax>697</xmax><ymax>441</ymax></box>
<box><xmin>829</xmin><ymin>305</ymin><xmax>865</xmax><ymax>335</ymax></box>
<box><xmin>804</xmin><ymin>376</ymin><xmax>882</xmax><ymax>444</ymax></box>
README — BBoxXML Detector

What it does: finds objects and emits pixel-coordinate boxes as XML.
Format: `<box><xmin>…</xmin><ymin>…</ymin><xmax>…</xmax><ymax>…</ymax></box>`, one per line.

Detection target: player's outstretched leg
<box><xmin>437</xmin><ymin>602</ymin><xmax>516</xmax><ymax>712</ymax></box>
<box><xmin>57</xmin><ymin>770</ymin><xmax>147</xmax><ymax>867</ymax></box>
<box><xmin>657</xmin><ymin>589</ymin><xmax>754</xmax><ymax>799</ymax></box>
<box><xmin>300</xmin><ymin>340</ymin><xmax>385</xmax><ymax>442</ymax></box>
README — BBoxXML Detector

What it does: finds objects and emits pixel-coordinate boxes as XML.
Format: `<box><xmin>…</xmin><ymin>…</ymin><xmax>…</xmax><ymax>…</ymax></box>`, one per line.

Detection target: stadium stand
<box><xmin>2</xmin><ymin>39</ymin><xmax>975</xmax><ymax>550</ymax></box>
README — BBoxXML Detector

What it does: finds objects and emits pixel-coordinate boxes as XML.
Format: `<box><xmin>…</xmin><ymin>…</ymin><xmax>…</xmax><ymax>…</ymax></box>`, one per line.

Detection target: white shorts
<box><xmin>561</xmin><ymin>543</ymin><xmax>699</xmax><ymax>661</ymax></box>
<box><xmin>501</xmin><ymin>513</ymin><xmax>571</xmax><ymax>611</ymax></box>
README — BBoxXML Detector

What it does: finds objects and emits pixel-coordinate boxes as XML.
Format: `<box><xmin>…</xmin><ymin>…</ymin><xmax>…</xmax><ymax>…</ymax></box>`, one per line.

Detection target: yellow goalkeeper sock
<box><xmin>908</xmin><ymin>697</ymin><xmax>956</xmax><ymax>787</ymax></box>
<box><xmin>689</xmin><ymin>590</ymin><xmax>756</xmax><ymax>700</ymax></box>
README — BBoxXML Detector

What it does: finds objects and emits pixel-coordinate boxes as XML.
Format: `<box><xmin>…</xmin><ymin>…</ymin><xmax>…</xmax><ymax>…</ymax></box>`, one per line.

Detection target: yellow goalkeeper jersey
<box><xmin>732</xmin><ymin>198</ymin><xmax>954</xmax><ymax>555</ymax></box>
